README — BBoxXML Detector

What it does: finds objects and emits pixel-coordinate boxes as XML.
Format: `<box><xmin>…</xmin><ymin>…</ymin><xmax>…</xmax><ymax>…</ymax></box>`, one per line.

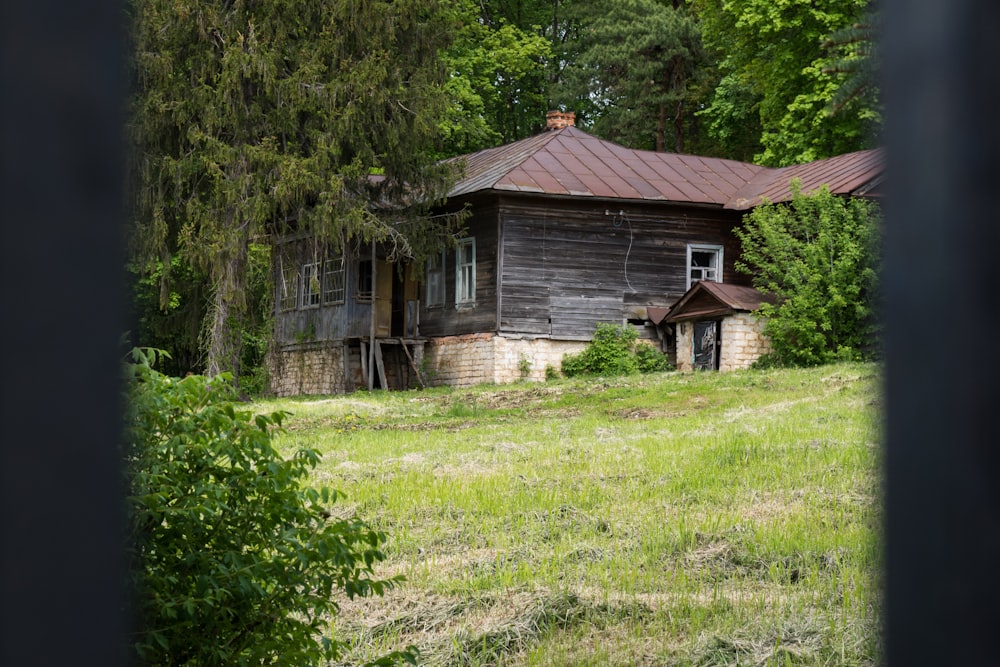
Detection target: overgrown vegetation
<box><xmin>260</xmin><ymin>362</ymin><xmax>881</xmax><ymax>665</ymax></box>
<box><xmin>124</xmin><ymin>349</ymin><xmax>413</xmax><ymax>666</ymax></box>
<box><xmin>561</xmin><ymin>322</ymin><xmax>670</xmax><ymax>377</ymax></box>
<box><xmin>737</xmin><ymin>185</ymin><xmax>881</xmax><ymax>367</ymax></box>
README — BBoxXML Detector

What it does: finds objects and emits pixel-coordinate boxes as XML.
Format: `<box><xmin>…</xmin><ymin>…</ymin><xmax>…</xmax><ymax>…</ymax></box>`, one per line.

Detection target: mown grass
<box><xmin>260</xmin><ymin>362</ymin><xmax>882</xmax><ymax>666</ymax></box>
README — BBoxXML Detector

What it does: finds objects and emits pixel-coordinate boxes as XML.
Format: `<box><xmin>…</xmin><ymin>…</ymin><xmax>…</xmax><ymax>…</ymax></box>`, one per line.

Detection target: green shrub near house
<box><xmin>561</xmin><ymin>323</ymin><xmax>670</xmax><ymax>377</ymax></box>
<box><xmin>736</xmin><ymin>183</ymin><xmax>881</xmax><ymax>367</ymax></box>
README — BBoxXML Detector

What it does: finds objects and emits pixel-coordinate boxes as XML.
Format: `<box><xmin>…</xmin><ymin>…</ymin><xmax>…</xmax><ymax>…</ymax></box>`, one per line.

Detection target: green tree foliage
<box><xmin>562</xmin><ymin>323</ymin><xmax>670</xmax><ymax>376</ymax></box>
<box><xmin>129</xmin><ymin>0</ymin><xmax>462</xmax><ymax>383</ymax></box>
<box><xmin>822</xmin><ymin>6</ymin><xmax>879</xmax><ymax>114</ymax></box>
<box><xmin>129</xmin><ymin>243</ymin><xmax>273</xmax><ymax>389</ymax></box>
<box><xmin>129</xmin><ymin>255</ymin><xmax>208</xmax><ymax>377</ymax></box>
<box><xmin>735</xmin><ymin>184</ymin><xmax>881</xmax><ymax>366</ymax></box>
<box><xmin>440</xmin><ymin>0</ymin><xmax>553</xmax><ymax>154</ymax></box>
<box><xmin>125</xmin><ymin>349</ymin><xmax>413</xmax><ymax>665</ymax></box>
<box><xmin>693</xmin><ymin>0</ymin><xmax>879</xmax><ymax>165</ymax></box>
<box><xmin>558</xmin><ymin>0</ymin><xmax>714</xmax><ymax>154</ymax></box>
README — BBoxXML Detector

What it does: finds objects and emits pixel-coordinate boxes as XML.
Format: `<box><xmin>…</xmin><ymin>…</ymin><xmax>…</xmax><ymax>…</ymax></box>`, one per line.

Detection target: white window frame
<box><xmin>686</xmin><ymin>243</ymin><xmax>724</xmax><ymax>289</ymax></box>
<box><xmin>300</xmin><ymin>261</ymin><xmax>322</xmax><ymax>308</ymax></box>
<box><xmin>425</xmin><ymin>249</ymin><xmax>446</xmax><ymax>307</ymax></box>
<box><xmin>455</xmin><ymin>237</ymin><xmax>476</xmax><ymax>305</ymax></box>
<box><xmin>321</xmin><ymin>256</ymin><xmax>345</xmax><ymax>305</ymax></box>
<box><xmin>278</xmin><ymin>257</ymin><xmax>299</xmax><ymax>312</ymax></box>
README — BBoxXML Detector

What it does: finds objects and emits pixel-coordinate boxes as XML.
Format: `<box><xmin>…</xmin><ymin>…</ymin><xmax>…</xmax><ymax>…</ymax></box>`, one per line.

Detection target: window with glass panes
<box><xmin>426</xmin><ymin>250</ymin><xmax>445</xmax><ymax>306</ymax></box>
<box><xmin>455</xmin><ymin>238</ymin><xmax>475</xmax><ymax>304</ymax></box>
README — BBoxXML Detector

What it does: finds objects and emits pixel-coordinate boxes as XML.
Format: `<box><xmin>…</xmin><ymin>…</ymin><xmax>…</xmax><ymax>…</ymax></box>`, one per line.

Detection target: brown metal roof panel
<box><xmin>498</xmin><ymin>166</ymin><xmax>547</xmax><ymax>193</ymax></box>
<box><xmin>622</xmin><ymin>174</ymin><xmax>671</xmax><ymax>200</ymax></box>
<box><xmin>642</xmin><ymin>178</ymin><xmax>688</xmax><ymax>201</ymax></box>
<box><xmin>630</xmin><ymin>159</ymin><xmax>694</xmax><ymax>201</ymax></box>
<box><xmin>572</xmin><ymin>170</ymin><xmax>622</xmax><ymax>198</ymax></box>
<box><xmin>531</xmin><ymin>153</ymin><xmax>593</xmax><ymax>195</ymax></box>
<box><xmin>646</xmin><ymin>306</ymin><xmax>671</xmax><ymax>325</ymax></box>
<box><xmin>664</xmin><ymin>281</ymin><xmax>775</xmax><ymax>322</ymax></box>
<box><xmin>516</xmin><ymin>167</ymin><xmax>570</xmax><ymax>195</ymax></box>
<box><xmin>577</xmin><ymin>135</ymin><xmax>619</xmax><ymax>159</ymax></box>
<box><xmin>550</xmin><ymin>151</ymin><xmax>616</xmax><ymax>196</ymax></box>
<box><xmin>705</xmin><ymin>282</ymin><xmax>777</xmax><ymax>311</ymax></box>
<box><xmin>726</xmin><ymin>148</ymin><xmax>885</xmax><ymax>209</ymax></box>
<box><xmin>597</xmin><ymin>172</ymin><xmax>647</xmax><ymax>199</ymax></box>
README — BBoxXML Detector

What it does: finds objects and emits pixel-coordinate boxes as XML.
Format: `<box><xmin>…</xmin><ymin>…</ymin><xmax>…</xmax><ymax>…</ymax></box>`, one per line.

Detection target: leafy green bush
<box><xmin>124</xmin><ymin>349</ymin><xmax>413</xmax><ymax>666</ymax></box>
<box><xmin>736</xmin><ymin>183</ymin><xmax>881</xmax><ymax>367</ymax></box>
<box><xmin>635</xmin><ymin>341</ymin><xmax>671</xmax><ymax>373</ymax></box>
<box><xmin>561</xmin><ymin>323</ymin><xmax>669</xmax><ymax>376</ymax></box>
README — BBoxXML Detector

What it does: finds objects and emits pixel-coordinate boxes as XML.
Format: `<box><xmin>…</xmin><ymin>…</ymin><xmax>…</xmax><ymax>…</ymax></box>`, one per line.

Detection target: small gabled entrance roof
<box><xmin>663</xmin><ymin>281</ymin><xmax>776</xmax><ymax>323</ymax></box>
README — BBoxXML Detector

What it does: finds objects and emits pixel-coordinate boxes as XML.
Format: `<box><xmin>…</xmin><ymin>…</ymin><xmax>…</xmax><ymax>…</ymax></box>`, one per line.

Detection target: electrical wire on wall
<box><xmin>607</xmin><ymin>209</ymin><xmax>636</xmax><ymax>293</ymax></box>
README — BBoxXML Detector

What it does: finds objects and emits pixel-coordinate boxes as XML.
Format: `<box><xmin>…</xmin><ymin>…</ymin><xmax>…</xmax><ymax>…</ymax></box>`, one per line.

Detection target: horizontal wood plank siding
<box><xmin>418</xmin><ymin>200</ymin><xmax>500</xmax><ymax>337</ymax></box>
<box><xmin>496</xmin><ymin>195</ymin><xmax>748</xmax><ymax>340</ymax></box>
<box><xmin>272</xmin><ymin>239</ymin><xmax>374</xmax><ymax>345</ymax></box>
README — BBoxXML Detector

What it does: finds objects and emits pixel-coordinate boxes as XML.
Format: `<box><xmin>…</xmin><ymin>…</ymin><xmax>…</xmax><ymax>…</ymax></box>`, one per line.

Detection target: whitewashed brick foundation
<box><xmin>423</xmin><ymin>334</ymin><xmax>588</xmax><ymax>387</ymax></box>
<box><xmin>674</xmin><ymin>313</ymin><xmax>771</xmax><ymax>372</ymax></box>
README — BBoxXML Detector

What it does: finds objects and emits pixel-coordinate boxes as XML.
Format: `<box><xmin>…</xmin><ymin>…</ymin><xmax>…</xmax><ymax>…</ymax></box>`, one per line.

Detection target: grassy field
<box><xmin>261</xmin><ymin>362</ymin><xmax>882</xmax><ymax>666</ymax></box>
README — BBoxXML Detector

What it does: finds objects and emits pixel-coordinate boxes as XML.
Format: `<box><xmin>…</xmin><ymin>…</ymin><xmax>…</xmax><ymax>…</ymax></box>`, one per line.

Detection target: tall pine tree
<box><xmin>558</xmin><ymin>0</ymin><xmax>711</xmax><ymax>153</ymax></box>
<box><xmin>129</xmin><ymin>0</ymin><xmax>461</xmax><ymax>382</ymax></box>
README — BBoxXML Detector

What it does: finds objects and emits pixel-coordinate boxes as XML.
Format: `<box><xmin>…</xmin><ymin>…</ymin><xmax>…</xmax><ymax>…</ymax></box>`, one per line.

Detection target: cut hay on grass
<box><xmin>259</xmin><ymin>362</ymin><xmax>881</xmax><ymax>666</ymax></box>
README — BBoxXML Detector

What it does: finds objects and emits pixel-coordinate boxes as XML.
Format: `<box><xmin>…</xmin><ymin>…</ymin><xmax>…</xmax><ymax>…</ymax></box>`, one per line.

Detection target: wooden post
<box><xmin>368</xmin><ymin>241</ymin><xmax>376</xmax><ymax>390</ymax></box>
<box><xmin>374</xmin><ymin>340</ymin><xmax>388</xmax><ymax>390</ymax></box>
<box><xmin>359</xmin><ymin>341</ymin><xmax>368</xmax><ymax>388</ymax></box>
<box><xmin>399</xmin><ymin>338</ymin><xmax>426</xmax><ymax>388</ymax></box>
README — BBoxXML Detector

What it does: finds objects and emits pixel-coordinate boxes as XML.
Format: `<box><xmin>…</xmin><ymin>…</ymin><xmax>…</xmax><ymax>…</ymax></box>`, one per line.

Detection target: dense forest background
<box><xmin>127</xmin><ymin>0</ymin><xmax>879</xmax><ymax>387</ymax></box>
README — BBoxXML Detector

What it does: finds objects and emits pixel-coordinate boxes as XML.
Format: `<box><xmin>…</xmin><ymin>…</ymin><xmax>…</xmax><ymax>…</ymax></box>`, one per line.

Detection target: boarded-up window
<box><xmin>455</xmin><ymin>237</ymin><xmax>476</xmax><ymax>304</ymax></box>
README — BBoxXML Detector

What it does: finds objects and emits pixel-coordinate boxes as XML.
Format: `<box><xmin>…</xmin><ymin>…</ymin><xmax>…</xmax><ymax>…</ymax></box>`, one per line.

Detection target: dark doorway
<box><xmin>693</xmin><ymin>320</ymin><xmax>721</xmax><ymax>370</ymax></box>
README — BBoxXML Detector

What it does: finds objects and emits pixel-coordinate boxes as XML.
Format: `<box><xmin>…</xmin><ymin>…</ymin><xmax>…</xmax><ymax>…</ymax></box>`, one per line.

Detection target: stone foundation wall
<box><xmin>718</xmin><ymin>313</ymin><xmax>771</xmax><ymax>371</ymax></box>
<box><xmin>268</xmin><ymin>342</ymin><xmax>345</xmax><ymax>397</ymax></box>
<box><xmin>269</xmin><ymin>334</ymin><xmax>596</xmax><ymax>395</ymax></box>
<box><xmin>423</xmin><ymin>334</ymin><xmax>588</xmax><ymax>387</ymax></box>
<box><xmin>673</xmin><ymin>313</ymin><xmax>771</xmax><ymax>372</ymax></box>
<box><xmin>675</xmin><ymin>321</ymin><xmax>695</xmax><ymax>372</ymax></box>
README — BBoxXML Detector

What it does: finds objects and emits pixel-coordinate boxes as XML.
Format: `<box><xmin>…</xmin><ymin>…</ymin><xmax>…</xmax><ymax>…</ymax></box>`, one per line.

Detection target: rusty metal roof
<box><xmin>663</xmin><ymin>281</ymin><xmax>777</xmax><ymax>323</ymax></box>
<box><xmin>725</xmin><ymin>148</ymin><xmax>886</xmax><ymax>210</ymax></box>
<box><xmin>447</xmin><ymin>126</ymin><xmax>884</xmax><ymax>210</ymax></box>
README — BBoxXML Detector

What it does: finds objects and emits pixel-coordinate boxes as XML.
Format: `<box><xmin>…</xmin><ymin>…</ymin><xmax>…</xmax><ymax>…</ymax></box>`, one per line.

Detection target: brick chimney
<box><xmin>545</xmin><ymin>110</ymin><xmax>575</xmax><ymax>130</ymax></box>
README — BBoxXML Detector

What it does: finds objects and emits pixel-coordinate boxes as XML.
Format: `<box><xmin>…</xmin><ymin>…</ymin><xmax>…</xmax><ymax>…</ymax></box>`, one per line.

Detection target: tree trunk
<box><xmin>671</xmin><ymin>56</ymin><xmax>686</xmax><ymax>153</ymax></box>
<box><xmin>656</xmin><ymin>102</ymin><xmax>667</xmax><ymax>152</ymax></box>
<box><xmin>206</xmin><ymin>216</ymin><xmax>248</xmax><ymax>387</ymax></box>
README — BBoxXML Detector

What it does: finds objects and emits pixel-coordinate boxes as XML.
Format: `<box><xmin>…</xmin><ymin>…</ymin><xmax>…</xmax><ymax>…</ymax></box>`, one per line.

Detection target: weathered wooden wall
<box><xmin>495</xmin><ymin>194</ymin><xmax>749</xmax><ymax>340</ymax></box>
<box><xmin>417</xmin><ymin>199</ymin><xmax>500</xmax><ymax>337</ymax></box>
<box><xmin>271</xmin><ymin>238</ymin><xmax>374</xmax><ymax>345</ymax></box>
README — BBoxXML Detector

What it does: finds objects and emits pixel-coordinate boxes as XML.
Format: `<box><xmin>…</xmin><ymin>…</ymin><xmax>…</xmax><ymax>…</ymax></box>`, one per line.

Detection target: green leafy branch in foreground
<box><xmin>124</xmin><ymin>348</ymin><xmax>415</xmax><ymax>666</ymax></box>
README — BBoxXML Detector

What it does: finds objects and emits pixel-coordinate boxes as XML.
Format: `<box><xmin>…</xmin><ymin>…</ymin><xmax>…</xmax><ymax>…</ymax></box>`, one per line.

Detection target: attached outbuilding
<box><xmin>662</xmin><ymin>281</ymin><xmax>777</xmax><ymax>371</ymax></box>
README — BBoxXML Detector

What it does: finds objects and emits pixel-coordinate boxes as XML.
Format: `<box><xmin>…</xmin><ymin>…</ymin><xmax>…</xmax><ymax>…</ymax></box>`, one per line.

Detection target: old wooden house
<box><xmin>268</xmin><ymin>111</ymin><xmax>884</xmax><ymax>395</ymax></box>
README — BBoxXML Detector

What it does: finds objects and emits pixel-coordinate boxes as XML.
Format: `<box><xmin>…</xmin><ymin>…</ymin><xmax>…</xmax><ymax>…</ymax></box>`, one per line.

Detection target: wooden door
<box><xmin>693</xmin><ymin>320</ymin><xmax>720</xmax><ymax>370</ymax></box>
